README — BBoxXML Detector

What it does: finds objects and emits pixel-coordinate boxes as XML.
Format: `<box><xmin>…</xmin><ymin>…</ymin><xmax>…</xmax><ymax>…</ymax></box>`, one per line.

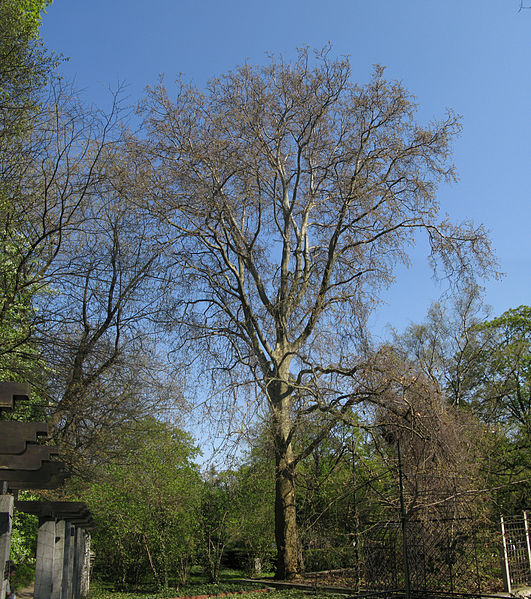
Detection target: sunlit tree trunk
<box><xmin>270</xmin><ymin>372</ymin><xmax>303</xmax><ymax>578</ymax></box>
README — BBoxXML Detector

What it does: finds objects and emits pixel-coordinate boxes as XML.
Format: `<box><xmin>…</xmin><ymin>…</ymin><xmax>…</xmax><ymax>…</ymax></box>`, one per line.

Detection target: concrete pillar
<box><xmin>0</xmin><ymin>494</ymin><xmax>14</xmax><ymax>599</ymax></box>
<box><xmin>34</xmin><ymin>517</ymin><xmax>56</xmax><ymax>599</ymax></box>
<box><xmin>80</xmin><ymin>531</ymin><xmax>91</xmax><ymax>598</ymax></box>
<box><xmin>61</xmin><ymin>522</ymin><xmax>75</xmax><ymax>599</ymax></box>
<box><xmin>52</xmin><ymin>520</ymin><xmax>66</xmax><ymax>599</ymax></box>
<box><xmin>72</xmin><ymin>526</ymin><xmax>84</xmax><ymax>599</ymax></box>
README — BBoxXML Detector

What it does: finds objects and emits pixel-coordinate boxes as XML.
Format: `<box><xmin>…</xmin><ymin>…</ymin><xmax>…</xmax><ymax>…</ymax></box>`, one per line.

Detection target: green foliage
<box><xmin>86</xmin><ymin>419</ymin><xmax>202</xmax><ymax>590</ymax></box>
<box><xmin>88</xmin><ymin>575</ymin><xmax>269</xmax><ymax>598</ymax></box>
<box><xmin>199</xmin><ymin>466</ymin><xmax>275</xmax><ymax>581</ymax></box>
<box><xmin>232</xmin><ymin>417</ymin><xmax>395</xmax><ymax>575</ymax></box>
<box><xmin>200</xmin><ymin>473</ymin><xmax>234</xmax><ymax>582</ymax></box>
<box><xmin>292</xmin><ymin>417</ymin><xmax>392</xmax><ymax>562</ymax></box>
<box><xmin>10</xmin><ymin>492</ymin><xmax>40</xmax><ymax>588</ymax></box>
<box><xmin>226</xmin><ymin>465</ymin><xmax>275</xmax><ymax>575</ymax></box>
<box><xmin>0</xmin><ymin>0</ymin><xmax>55</xmax><ymax>384</ymax></box>
<box><xmin>472</xmin><ymin>306</ymin><xmax>531</xmax><ymax>433</ymax></box>
<box><xmin>467</xmin><ymin>306</ymin><xmax>531</xmax><ymax>512</ymax></box>
<box><xmin>88</xmin><ymin>581</ymin><xmax>348</xmax><ymax>599</ymax></box>
<box><xmin>0</xmin><ymin>0</ymin><xmax>55</xmax><ymax>140</ymax></box>
<box><xmin>18</xmin><ymin>0</ymin><xmax>52</xmax><ymax>35</ymax></box>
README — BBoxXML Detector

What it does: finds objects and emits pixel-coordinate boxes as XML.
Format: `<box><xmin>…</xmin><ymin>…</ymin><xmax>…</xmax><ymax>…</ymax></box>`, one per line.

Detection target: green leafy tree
<box><xmin>200</xmin><ymin>471</ymin><xmax>235</xmax><ymax>582</ymax></box>
<box><xmin>0</xmin><ymin>0</ymin><xmax>53</xmax><ymax>141</ymax></box>
<box><xmin>229</xmin><ymin>463</ymin><xmax>276</xmax><ymax>576</ymax></box>
<box><xmin>86</xmin><ymin>419</ymin><xmax>202</xmax><ymax>590</ymax></box>
<box><xmin>0</xmin><ymin>0</ymin><xmax>53</xmax><ymax>382</ymax></box>
<box><xmin>470</xmin><ymin>306</ymin><xmax>531</xmax><ymax>435</ymax></box>
<box><xmin>10</xmin><ymin>493</ymin><xmax>39</xmax><ymax>588</ymax></box>
<box><xmin>463</xmin><ymin>306</ymin><xmax>531</xmax><ymax>512</ymax></box>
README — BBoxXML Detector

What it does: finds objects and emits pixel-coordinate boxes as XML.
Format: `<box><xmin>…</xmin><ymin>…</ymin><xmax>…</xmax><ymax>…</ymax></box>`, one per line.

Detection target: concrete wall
<box><xmin>34</xmin><ymin>517</ymin><xmax>90</xmax><ymax>599</ymax></box>
<box><xmin>0</xmin><ymin>495</ymin><xmax>14</xmax><ymax>599</ymax></box>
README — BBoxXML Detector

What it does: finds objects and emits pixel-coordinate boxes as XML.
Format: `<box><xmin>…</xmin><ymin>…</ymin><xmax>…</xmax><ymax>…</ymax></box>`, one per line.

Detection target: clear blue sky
<box><xmin>41</xmin><ymin>0</ymin><xmax>531</xmax><ymax>339</ymax></box>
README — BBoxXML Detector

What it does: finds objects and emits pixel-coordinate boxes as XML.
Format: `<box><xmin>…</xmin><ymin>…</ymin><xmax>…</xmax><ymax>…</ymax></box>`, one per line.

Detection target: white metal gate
<box><xmin>501</xmin><ymin>511</ymin><xmax>531</xmax><ymax>593</ymax></box>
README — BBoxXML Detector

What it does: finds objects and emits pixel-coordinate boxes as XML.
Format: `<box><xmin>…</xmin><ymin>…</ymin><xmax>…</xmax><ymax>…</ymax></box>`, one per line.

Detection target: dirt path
<box><xmin>17</xmin><ymin>586</ymin><xmax>34</xmax><ymax>598</ymax></box>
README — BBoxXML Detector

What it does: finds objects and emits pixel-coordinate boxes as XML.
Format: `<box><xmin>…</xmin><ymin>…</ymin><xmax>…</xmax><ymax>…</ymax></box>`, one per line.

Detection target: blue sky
<box><xmin>41</xmin><ymin>0</ymin><xmax>531</xmax><ymax>339</ymax></box>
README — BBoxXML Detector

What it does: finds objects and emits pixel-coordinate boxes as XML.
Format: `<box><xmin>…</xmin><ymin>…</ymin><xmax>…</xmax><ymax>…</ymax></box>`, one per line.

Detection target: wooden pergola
<box><xmin>0</xmin><ymin>382</ymin><xmax>93</xmax><ymax>599</ymax></box>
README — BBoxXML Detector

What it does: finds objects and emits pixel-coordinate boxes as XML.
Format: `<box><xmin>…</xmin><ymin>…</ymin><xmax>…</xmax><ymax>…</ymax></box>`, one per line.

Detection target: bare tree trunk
<box><xmin>274</xmin><ymin>450</ymin><xmax>303</xmax><ymax>578</ymax></box>
<box><xmin>270</xmin><ymin>373</ymin><xmax>303</xmax><ymax>579</ymax></box>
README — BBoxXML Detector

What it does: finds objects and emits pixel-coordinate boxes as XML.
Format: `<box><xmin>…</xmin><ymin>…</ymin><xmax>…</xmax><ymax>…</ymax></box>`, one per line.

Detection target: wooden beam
<box><xmin>0</xmin><ymin>382</ymin><xmax>30</xmax><ymax>409</ymax></box>
<box><xmin>1</xmin><ymin>461</ymin><xmax>66</xmax><ymax>486</ymax></box>
<box><xmin>0</xmin><ymin>445</ymin><xmax>59</xmax><ymax>470</ymax></box>
<box><xmin>0</xmin><ymin>422</ymin><xmax>49</xmax><ymax>454</ymax></box>
<box><xmin>15</xmin><ymin>501</ymin><xmax>94</xmax><ymax>528</ymax></box>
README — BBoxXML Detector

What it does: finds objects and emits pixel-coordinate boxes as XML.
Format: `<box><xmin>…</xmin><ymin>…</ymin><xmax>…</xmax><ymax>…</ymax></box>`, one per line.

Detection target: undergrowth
<box><xmin>88</xmin><ymin>581</ymin><xmax>346</xmax><ymax>599</ymax></box>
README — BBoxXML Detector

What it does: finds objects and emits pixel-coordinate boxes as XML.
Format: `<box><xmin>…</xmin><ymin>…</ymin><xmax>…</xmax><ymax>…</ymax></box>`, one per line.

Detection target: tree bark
<box><xmin>274</xmin><ymin>450</ymin><xmax>303</xmax><ymax>579</ymax></box>
<box><xmin>270</xmin><ymin>371</ymin><xmax>303</xmax><ymax>579</ymax></box>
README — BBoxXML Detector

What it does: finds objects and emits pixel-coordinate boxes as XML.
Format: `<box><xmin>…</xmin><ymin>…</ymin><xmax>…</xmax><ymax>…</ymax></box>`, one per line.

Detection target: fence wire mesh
<box><xmin>501</xmin><ymin>512</ymin><xmax>531</xmax><ymax>590</ymax></box>
<box><xmin>301</xmin><ymin>460</ymin><xmax>509</xmax><ymax>595</ymax></box>
<box><xmin>357</xmin><ymin>518</ymin><xmax>502</xmax><ymax>594</ymax></box>
<box><xmin>303</xmin><ymin>516</ymin><xmax>504</xmax><ymax>594</ymax></box>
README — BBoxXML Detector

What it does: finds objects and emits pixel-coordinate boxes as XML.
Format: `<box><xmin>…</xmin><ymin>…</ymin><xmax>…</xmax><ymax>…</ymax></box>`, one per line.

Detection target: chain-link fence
<box><xmin>304</xmin><ymin>515</ymin><xmax>504</xmax><ymax>595</ymax></box>
<box><xmin>301</xmin><ymin>445</ymin><xmax>508</xmax><ymax>596</ymax></box>
<box><xmin>363</xmin><ymin>518</ymin><xmax>502</xmax><ymax>594</ymax></box>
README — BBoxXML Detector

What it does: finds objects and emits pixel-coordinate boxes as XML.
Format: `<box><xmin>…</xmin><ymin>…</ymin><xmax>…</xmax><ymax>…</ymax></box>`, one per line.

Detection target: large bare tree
<box><xmin>136</xmin><ymin>49</ymin><xmax>493</xmax><ymax>578</ymax></box>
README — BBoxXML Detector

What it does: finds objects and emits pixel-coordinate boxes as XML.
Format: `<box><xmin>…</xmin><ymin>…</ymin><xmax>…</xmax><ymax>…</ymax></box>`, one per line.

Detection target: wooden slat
<box><xmin>15</xmin><ymin>500</ymin><xmax>93</xmax><ymax>527</ymax></box>
<box><xmin>0</xmin><ymin>445</ymin><xmax>59</xmax><ymax>470</ymax></box>
<box><xmin>15</xmin><ymin>501</ymin><xmax>87</xmax><ymax>518</ymax></box>
<box><xmin>0</xmin><ymin>382</ymin><xmax>30</xmax><ymax>409</ymax></box>
<box><xmin>7</xmin><ymin>476</ymin><xmax>65</xmax><ymax>490</ymax></box>
<box><xmin>0</xmin><ymin>461</ymin><xmax>65</xmax><ymax>482</ymax></box>
<box><xmin>70</xmin><ymin>517</ymin><xmax>95</xmax><ymax>529</ymax></box>
<box><xmin>0</xmin><ymin>422</ymin><xmax>49</xmax><ymax>454</ymax></box>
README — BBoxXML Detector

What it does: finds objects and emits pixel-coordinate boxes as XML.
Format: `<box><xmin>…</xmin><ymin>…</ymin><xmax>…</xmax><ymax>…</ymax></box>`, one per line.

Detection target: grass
<box><xmin>88</xmin><ymin>564</ymin><xmax>353</xmax><ymax>599</ymax></box>
<box><xmin>88</xmin><ymin>574</ymin><xmax>268</xmax><ymax>599</ymax></box>
<box><xmin>88</xmin><ymin>570</ymin><xmax>349</xmax><ymax>599</ymax></box>
<box><xmin>89</xmin><ymin>587</ymin><xmax>347</xmax><ymax>599</ymax></box>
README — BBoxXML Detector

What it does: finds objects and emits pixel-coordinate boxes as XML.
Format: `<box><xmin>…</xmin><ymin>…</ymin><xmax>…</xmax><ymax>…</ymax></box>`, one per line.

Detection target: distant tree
<box><xmin>469</xmin><ymin>306</ymin><xmax>531</xmax><ymax>435</ymax></box>
<box><xmin>463</xmin><ymin>306</ymin><xmax>531</xmax><ymax>512</ymax></box>
<box><xmin>200</xmin><ymin>471</ymin><xmax>234</xmax><ymax>582</ymax></box>
<box><xmin>392</xmin><ymin>284</ymin><xmax>490</xmax><ymax>407</ymax></box>
<box><xmin>227</xmin><ymin>449</ymin><xmax>276</xmax><ymax>575</ymax></box>
<box><xmin>36</xmin><ymin>151</ymin><xmax>181</xmax><ymax>475</ymax></box>
<box><xmin>389</xmin><ymin>296</ymin><xmax>530</xmax><ymax>514</ymax></box>
<box><xmin>136</xmin><ymin>48</ymin><xmax>494</xmax><ymax>578</ymax></box>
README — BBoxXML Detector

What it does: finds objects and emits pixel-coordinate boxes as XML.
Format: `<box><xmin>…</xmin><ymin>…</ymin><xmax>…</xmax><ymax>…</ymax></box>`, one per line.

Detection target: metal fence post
<box><xmin>523</xmin><ymin>511</ymin><xmax>531</xmax><ymax>584</ymax></box>
<box><xmin>398</xmin><ymin>440</ymin><xmax>411</xmax><ymax>599</ymax></box>
<box><xmin>501</xmin><ymin>515</ymin><xmax>512</xmax><ymax>593</ymax></box>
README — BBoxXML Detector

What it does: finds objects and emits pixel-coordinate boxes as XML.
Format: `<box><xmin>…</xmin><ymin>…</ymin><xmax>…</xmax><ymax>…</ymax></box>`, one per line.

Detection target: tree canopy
<box><xmin>133</xmin><ymin>48</ymin><xmax>494</xmax><ymax>578</ymax></box>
